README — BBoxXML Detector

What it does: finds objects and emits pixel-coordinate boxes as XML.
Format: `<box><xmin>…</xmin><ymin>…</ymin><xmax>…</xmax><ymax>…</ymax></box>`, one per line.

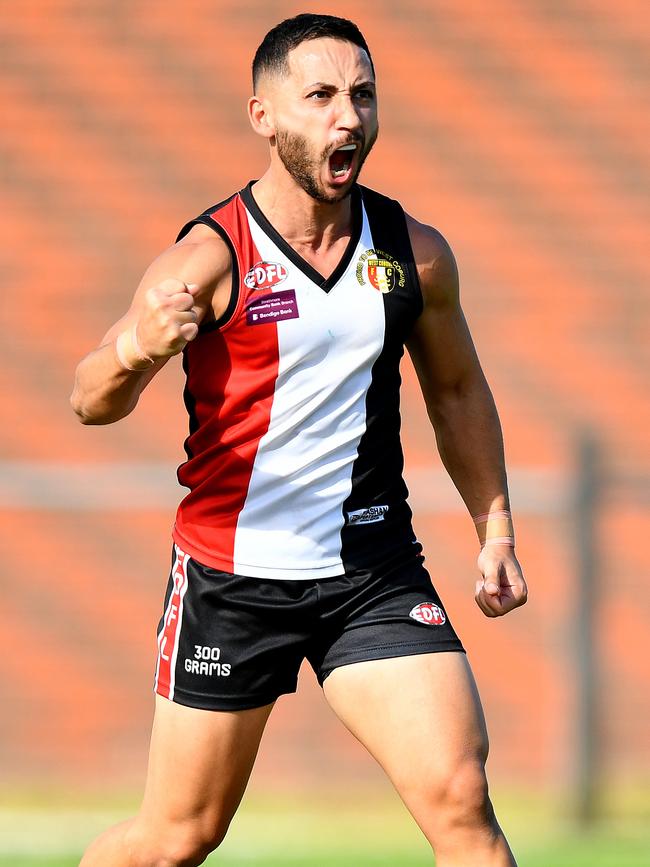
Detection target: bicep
<box><xmin>406</xmin><ymin>219</ymin><xmax>483</xmax><ymax>406</ymax></box>
<box><xmin>91</xmin><ymin>230</ymin><xmax>231</xmax><ymax>396</ymax></box>
<box><xmin>100</xmin><ymin>227</ymin><xmax>231</xmax><ymax>346</ymax></box>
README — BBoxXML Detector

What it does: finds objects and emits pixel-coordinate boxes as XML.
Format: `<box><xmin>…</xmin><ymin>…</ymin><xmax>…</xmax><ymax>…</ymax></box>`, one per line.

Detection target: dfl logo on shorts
<box><xmin>409</xmin><ymin>602</ymin><xmax>446</xmax><ymax>626</ymax></box>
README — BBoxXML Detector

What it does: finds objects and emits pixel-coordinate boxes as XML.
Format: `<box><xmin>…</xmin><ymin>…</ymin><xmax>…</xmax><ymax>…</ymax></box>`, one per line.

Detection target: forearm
<box><xmin>428</xmin><ymin>372</ymin><xmax>510</xmax><ymax>519</ymax></box>
<box><xmin>70</xmin><ymin>340</ymin><xmax>153</xmax><ymax>425</ymax></box>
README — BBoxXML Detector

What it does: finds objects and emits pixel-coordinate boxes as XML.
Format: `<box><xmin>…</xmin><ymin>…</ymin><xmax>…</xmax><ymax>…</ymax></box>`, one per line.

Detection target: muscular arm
<box><xmin>70</xmin><ymin>225</ymin><xmax>231</xmax><ymax>424</ymax></box>
<box><xmin>406</xmin><ymin>218</ymin><xmax>508</xmax><ymax>517</ymax></box>
<box><xmin>406</xmin><ymin>216</ymin><xmax>527</xmax><ymax>616</ymax></box>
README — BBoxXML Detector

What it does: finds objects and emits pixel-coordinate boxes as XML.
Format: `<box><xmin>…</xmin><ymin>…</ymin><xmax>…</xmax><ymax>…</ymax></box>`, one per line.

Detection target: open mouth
<box><xmin>328</xmin><ymin>143</ymin><xmax>358</xmax><ymax>183</ymax></box>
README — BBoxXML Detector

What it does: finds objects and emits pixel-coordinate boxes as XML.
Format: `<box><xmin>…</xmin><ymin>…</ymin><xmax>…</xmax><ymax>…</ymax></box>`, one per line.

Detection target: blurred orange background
<box><xmin>1</xmin><ymin>0</ymin><xmax>648</xmax><ymax>810</ymax></box>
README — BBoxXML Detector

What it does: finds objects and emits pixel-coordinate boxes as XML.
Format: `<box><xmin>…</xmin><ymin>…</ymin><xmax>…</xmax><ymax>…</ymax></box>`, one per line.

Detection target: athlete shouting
<box><xmin>72</xmin><ymin>13</ymin><xmax>527</xmax><ymax>866</ymax></box>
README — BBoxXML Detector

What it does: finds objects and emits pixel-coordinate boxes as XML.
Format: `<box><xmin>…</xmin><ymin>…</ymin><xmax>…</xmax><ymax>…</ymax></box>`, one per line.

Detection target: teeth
<box><xmin>330</xmin><ymin>143</ymin><xmax>356</xmax><ymax>179</ymax></box>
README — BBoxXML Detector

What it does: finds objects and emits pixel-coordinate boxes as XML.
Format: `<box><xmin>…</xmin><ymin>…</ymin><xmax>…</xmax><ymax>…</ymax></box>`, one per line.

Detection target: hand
<box><xmin>136</xmin><ymin>278</ymin><xmax>202</xmax><ymax>360</ymax></box>
<box><xmin>475</xmin><ymin>545</ymin><xmax>528</xmax><ymax>618</ymax></box>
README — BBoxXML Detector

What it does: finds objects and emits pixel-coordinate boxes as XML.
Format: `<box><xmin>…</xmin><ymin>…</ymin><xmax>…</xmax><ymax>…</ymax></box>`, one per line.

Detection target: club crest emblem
<box><xmin>356</xmin><ymin>248</ymin><xmax>405</xmax><ymax>293</ymax></box>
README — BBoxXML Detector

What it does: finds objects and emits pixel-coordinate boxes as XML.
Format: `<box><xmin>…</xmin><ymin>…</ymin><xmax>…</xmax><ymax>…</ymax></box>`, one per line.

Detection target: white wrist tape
<box><xmin>472</xmin><ymin>509</ymin><xmax>515</xmax><ymax>548</ymax></box>
<box><xmin>115</xmin><ymin>326</ymin><xmax>155</xmax><ymax>371</ymax></box>
<box><xmin>481</xmin><ymin>537</ymin><xmax>516</xmax><ymax>548</ymax></box>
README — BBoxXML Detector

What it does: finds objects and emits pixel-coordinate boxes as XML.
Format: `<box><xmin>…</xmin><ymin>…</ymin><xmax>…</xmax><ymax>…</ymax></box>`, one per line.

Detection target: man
<box><xmin>72</xmin><ymin>13</ymin><xmax>527</xmax><ymax>867</ymax></box>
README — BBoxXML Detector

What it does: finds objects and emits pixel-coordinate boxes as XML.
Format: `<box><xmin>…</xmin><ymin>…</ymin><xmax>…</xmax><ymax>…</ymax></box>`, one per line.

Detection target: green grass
<box><xmin>2</xmin><ymin>837</ymin><xmax>650</xmax><ymax>867</ymax></box>
<box><xmin>1</xmin><ymin>787</ymin><xmax>649</xmax><ymax>866</ymax></box>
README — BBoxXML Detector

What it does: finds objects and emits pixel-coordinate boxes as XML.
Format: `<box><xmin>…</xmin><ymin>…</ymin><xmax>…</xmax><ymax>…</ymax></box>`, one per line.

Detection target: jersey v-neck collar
<box><xmin>240</xmin><ymin>181</ymin><xmax>363</xmax><ymax>294</ymax></box>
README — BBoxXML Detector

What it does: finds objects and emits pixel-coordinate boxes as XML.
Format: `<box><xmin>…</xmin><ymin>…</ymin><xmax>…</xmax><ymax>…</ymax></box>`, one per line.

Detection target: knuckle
<box><xmin>145</xmin><ymin>286</ymin><xmax>160</xmax><ymax>306</ymax></box>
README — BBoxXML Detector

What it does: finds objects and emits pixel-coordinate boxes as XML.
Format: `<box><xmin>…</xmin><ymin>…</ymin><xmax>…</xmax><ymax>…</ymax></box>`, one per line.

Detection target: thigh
<box><xmin>155</xmin><ymin>546</ymin><xmax>312</xmax><ymax>710</ymax></box>
<box><xmin>322</xmin><ymin>651</ymin><xmax>488</xmax><ymax>791</ymax></box>
<box><xmin>308</xmin><ymin>557</ymin><xmax>465</xmax><ymax>685</ymax></box>
<box><xmin>137</xmin><ymin>694</ymin><xmax>274</xmax><ymax>836</ymax></box>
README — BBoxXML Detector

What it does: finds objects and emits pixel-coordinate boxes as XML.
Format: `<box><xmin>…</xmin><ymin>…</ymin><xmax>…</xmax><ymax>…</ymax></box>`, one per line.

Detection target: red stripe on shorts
<box><xmin>155</xmin><ymin>546</ymin><xmax>190</xmax><ymax>700</ymax></box>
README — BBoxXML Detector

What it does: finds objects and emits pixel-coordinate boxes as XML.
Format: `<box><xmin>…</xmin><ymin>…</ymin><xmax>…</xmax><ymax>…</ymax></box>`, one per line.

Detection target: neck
<box><xmin>250</xmin><ymin>165</ymin><xmax>355</xmax><ymax>252</ymax></box>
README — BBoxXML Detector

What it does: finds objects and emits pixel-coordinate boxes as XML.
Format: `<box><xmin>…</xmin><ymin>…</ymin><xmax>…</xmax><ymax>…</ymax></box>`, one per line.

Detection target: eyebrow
<box><xmin>303</xmin><ymin>80</ymin><xmax>376</xmax><ymax>91</ymax></box>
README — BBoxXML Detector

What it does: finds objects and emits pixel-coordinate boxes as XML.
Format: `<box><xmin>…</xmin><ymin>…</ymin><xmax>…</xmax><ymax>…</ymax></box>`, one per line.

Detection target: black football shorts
<box><xmin>154</xmin><ymin>544</ymin><xmax>465</xmax><ymax>711</ymax></box>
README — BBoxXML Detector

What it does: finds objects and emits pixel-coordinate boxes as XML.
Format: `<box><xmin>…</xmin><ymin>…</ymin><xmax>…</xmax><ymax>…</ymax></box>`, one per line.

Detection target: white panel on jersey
<box><xmin>233</xmin><ymin>206</ymin><xmax>385</xmax><ymax>579</ymax></box>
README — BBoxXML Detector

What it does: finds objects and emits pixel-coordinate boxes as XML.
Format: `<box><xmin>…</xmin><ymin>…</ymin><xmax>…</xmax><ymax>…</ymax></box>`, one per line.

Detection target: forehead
<box><xmin>285</xmin><ymin>37</ymin><xmax>374</xmax><ymax>85</ymax></box>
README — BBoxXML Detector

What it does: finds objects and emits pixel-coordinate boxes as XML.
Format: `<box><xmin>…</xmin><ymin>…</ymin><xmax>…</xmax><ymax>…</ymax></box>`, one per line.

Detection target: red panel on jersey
<box><xmin>173</xmin><ymin>194</ymin><xmax>280</xmax><ymax>572</ymax></box>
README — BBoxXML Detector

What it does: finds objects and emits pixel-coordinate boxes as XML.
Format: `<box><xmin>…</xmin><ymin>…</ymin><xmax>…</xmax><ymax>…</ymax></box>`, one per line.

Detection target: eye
<box><xmin>354</xmin><ymin>89</ymin><xmax>375</xmax><ymax>101</ymax></box>
<box><xmin>308</xmin><ymin>90</ymin><xmax>331</xmax><ymax>100</ymax></box>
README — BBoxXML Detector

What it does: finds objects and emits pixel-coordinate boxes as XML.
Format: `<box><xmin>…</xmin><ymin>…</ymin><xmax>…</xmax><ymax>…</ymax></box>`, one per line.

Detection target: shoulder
<box><xmin>156</xmin><ymin>223</ymin><xmax>233</xmax><ymax>285</ymax></box>
<box><xmin>128</xmin><ymin>222</ymin><xmax>234</xmax><ymax>327</ymax></box>
<box><xmin>175</xmin><ymin>223</ymin><xmax>232</xmax><ymax>264</ymax></box>
<box><xmin>405</xmin><ymin>213</ymin><xmax>459</xmax><ymax>310</ymax></box>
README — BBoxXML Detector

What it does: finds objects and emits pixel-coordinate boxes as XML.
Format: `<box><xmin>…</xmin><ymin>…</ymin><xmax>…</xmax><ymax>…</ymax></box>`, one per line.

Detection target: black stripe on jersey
<box><xmin>176</xmin><ymin>193</ymin><xmax>240</xmax><ymax>333</ymax></box>
<box><xmin>175</xmin><ymin>190</ymin><xmax>238</xmax><ymax>243</ymax></box>
<box><xmin>240</xmin><ymin>181</ymin><xmax>363</xmax><ymax>294</ymax></box>
<box><xmin>340</xmin><ymin>188</ymin><xmax>423</xmax><ymax>576</ymax></box>
<box><xmin>180</xmin><ymin>347</ymin><xmax>199</xmax><ymax>463</ymax></box>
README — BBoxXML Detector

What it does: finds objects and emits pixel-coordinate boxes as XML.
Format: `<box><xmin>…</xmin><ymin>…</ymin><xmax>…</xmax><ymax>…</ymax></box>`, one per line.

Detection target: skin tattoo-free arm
<box><xmin>70</xmin><ymin>227</ymin><xmax>231</xmax><ymax>425</ymax></box>
<box><xmin>406</xmin><ymin>216</ymin><xmax>528</xmax><ymax>617</ymax></box>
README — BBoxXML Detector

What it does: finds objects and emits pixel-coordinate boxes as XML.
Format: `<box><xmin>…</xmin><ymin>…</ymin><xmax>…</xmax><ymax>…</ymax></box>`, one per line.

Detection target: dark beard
<box><xmin>275</xmin><ymin>126</ymin><xmax>377</xmax><ymax>204</ymax></box>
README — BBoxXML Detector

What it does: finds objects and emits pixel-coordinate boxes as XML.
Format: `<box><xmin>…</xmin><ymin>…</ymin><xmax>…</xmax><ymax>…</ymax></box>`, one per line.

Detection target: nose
<box><xmin>334</xmin><ymin>92</ymin><xmax>362</xmax><ymax>132</ymax></box>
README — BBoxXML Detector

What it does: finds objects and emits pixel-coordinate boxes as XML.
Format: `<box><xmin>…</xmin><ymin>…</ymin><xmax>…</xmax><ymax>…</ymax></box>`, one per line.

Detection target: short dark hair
<box><xmin>252</xmin><ymin>13</ymin><xmax>374</xmax><ymax>91</ymax></box>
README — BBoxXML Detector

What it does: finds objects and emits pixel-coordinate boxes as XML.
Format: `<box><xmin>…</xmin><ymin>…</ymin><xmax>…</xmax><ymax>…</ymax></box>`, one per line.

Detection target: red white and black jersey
<box><xmin>172</xmin><ymin>182</ymin><xmax>424</xmax><ymax>580</ymax></box>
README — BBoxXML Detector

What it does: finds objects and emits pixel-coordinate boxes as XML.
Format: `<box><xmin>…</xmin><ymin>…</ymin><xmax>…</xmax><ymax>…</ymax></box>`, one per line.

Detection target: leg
<box><xmin>80</xmin><ymin>694</ymin><xmax>274</xmax><ymax>867</ymax></box>
<box><xmin>323</xmin><ymin>652</ymin><xmax>516</xmax><ymax>866</ymax></box>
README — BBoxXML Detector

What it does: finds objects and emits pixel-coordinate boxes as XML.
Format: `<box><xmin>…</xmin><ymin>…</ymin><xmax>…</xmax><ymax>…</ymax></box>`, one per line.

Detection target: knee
<box><xmin>439</xmin><ymin>760</ymin><xmax>493</xmax><ymax>829</ymax></box>
<box><xmin>408</xmin><ymin>758</ymin><xmax>494</xmax><ymax>834</ymax></box>
<box><xmin>127</xmin><ymin>815</ymin><xmax>228</xmax><ymax>867</ymax></box>
<box><xmin>159</xmin><ymin>823</ymin><xmax>224</xmax><ymax>867</ymax></box>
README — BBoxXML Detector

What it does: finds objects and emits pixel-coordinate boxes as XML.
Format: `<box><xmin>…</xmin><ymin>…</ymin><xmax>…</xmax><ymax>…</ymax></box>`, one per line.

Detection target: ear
<box><xmin>248</xmin><ymin>95</ymin><xmax>275</xmax><ymax>140</ymax></box>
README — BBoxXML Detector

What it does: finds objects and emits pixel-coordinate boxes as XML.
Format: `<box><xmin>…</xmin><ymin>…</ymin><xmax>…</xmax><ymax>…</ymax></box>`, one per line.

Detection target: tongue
<box><xmin>330</xmin><ymin>150</ymin><xmax>348</xmax><ymax>173</ymax></box>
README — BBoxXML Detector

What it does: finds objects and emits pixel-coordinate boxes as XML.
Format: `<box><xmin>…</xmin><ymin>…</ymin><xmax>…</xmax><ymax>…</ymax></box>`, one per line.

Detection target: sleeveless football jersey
<box><xmin>172</xmin><ymin>182</ymin><xmax>424</xmax><ymax>579</ymax></box>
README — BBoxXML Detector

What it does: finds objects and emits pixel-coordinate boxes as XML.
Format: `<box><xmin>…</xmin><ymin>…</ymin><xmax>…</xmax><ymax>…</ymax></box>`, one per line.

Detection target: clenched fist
<box><xmin>137</xmin><ymin>278</ymin><xmax>202</xmax><ymax>358</ymax></box>
<box><xmin>116</xmin><ymin>279</ymin><xmax>202</xmax><ymax>370</ymax></box>
<box><xmin>475</xmin><ymin>545</ymin><xmax>528</xmax><ymax>617</ymax></box>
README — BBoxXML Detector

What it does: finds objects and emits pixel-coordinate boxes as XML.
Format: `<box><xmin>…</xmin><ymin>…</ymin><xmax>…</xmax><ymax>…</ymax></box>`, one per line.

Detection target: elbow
<box><xmin>426</xmin><ymin>374</ymin><xmax>495</xmax><ymax>429</ymax></box>
<box><xmin>69</xmin><ymin>390</ymin><xmax>131</xmax><ymax>425</ymax></box>
<box><xmin>70</xmin><ymin>391</ymin><xmax>101</xmax><ymax>425</ymax></box>
<box><xmin>70</xmin><ymin>370</ymin><xmax>94</xmax><ymax>424</ymax></box>
<box><xmin>70</xmin><ymin>388</ymin><xmax>89</xmax><ymax>424</ymax></box>
<box><xmin>425</xmin><ymin>380</ymin><xmax>467</xmax><ymax>425</ymax></box>
<box><xmin>74</xmin><ymin>410</ymin><xmax>103</xmax><ymax>426</ymax></box>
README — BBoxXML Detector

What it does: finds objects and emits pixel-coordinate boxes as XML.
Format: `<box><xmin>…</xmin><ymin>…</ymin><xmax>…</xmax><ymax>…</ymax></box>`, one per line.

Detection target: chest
<box><xmin>240</xmin><ymin>208</ymin><xmax>390</xmax><ymax>365</ymax></box>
